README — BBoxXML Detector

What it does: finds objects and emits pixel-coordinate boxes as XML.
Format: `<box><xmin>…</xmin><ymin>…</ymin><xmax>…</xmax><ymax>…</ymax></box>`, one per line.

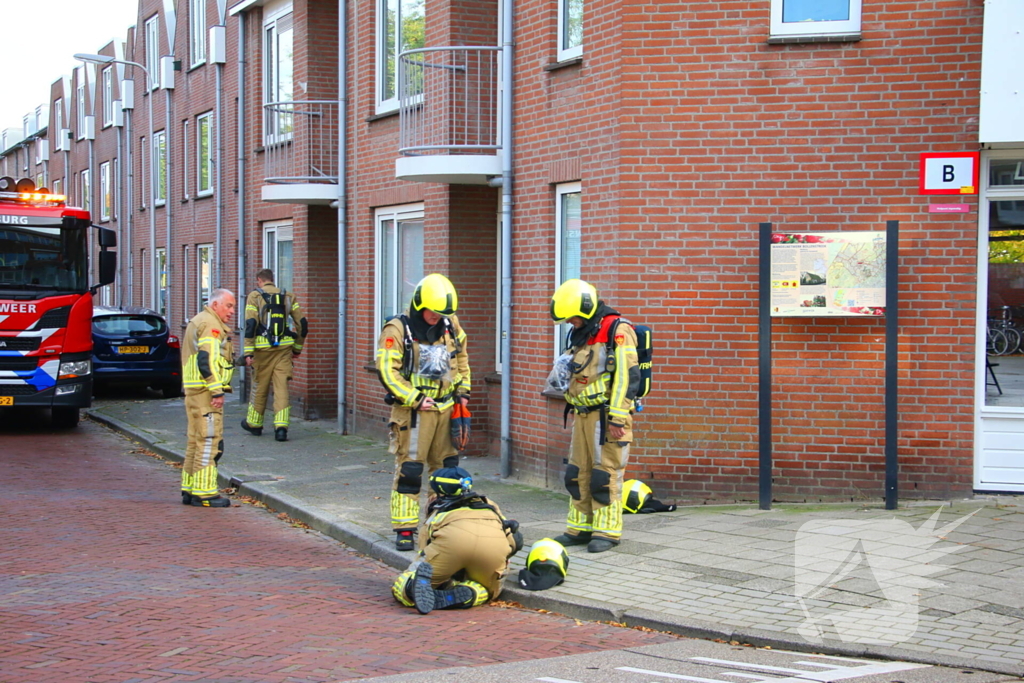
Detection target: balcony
<box><xmin>261</xmin><ymin>100</ymin><xmax>339</xmax><ymax>205</ymax></box>
<box><xmin>396</xmin><ymin>46</ymin><xmax>502</xmax><ymax>185</ymax></box>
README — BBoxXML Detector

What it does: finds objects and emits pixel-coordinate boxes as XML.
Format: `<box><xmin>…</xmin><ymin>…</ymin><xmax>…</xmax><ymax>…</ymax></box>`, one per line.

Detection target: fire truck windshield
<box><xmin>0</xmin><ymin>225</ymin><xmax>88</xmax><ymax>294</ymax></box>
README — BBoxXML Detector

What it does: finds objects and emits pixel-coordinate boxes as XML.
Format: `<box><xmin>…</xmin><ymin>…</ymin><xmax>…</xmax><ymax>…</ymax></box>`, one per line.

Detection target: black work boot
<box><xmin>412</xmin><ymin>562</ymin><xmax>435</xmax><ymax>614</ymax></box>
<box><xmin>181</xmin><ymin>491</ymin><xmax>193</xmax><ymax>505</ymax></box>
<box><xmin>587</xmin><ymin>537</ymin><xmax>620</xmax><ymax>553</ymax></box>
<box><xmin>553</xmin><ymin>532</ymin><xmax>592</xmax><ymax>547</ymax></box>
<box><xmin>191</xmin><ymin>495</ymin><xmax>232</xmax><ymax>508</ymax></box>
<box><xmin>395</xmin><ymin>529</ymin><xmax>416</xmax><ymax>551</ymax></box>
<box><xmin>275</xmin><ymin>427</ymin><xmax>288</xmax><ymax>442</ymax></box>
<box><xmin>434</xmin><ymin>585</ymin><xmax>476</xmax><ymax>610</ymax></box>
<box><xmin>240</xmin><ymin>419</ymin><xmax>262</xmax><ymax>436</ymax></box>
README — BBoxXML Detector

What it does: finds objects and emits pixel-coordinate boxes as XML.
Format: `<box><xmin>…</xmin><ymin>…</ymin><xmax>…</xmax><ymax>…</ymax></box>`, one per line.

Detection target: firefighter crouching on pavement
<box><xmin>376</xmin><ymin>273</ymin><xmax>471</xmax><ymax>551</ymax></box>
<box><xmin>181</xmin><ymin>288</ymin><xmax>237</xmax><ymax>508</ymax></box>
<box><xmin>240</xmin><ymin>268</ymin><xmax>308</xmax><ymax>442</ymax></box>
<box><xmin>549</xmin><ymin>279</ymin><xmax>640</xmax><ymax>553</ymax></box>
<box><xmin>392</xmin><ymin>467</ymin><xmax>523</xmax><ymax>614</ymax></box>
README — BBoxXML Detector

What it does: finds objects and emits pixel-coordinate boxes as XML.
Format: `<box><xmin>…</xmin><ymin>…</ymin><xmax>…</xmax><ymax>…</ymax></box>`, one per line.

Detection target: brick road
<box><xmin>0</xmin><ymin>415</ymin><xmax>676</xmax><ymax>683</ymax></box>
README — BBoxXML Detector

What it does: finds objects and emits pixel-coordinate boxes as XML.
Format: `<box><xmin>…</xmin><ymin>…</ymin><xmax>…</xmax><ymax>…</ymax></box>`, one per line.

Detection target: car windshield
<box><xmin>0</xmin><ymin>224</ymin><xmax>88</xmax><ymax>294</ymax></box>
<box><xmin>93</xmin><ymin>315</ymin><xmax>167</xmax><ymax>336</ymax></box>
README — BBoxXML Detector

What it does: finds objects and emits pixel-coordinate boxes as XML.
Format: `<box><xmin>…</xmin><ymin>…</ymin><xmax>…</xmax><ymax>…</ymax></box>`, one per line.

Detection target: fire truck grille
<box><xmin>0</xmin><ymin>384</ymin><xmax>41</xmax><ymax>396</ymax></box>
<box><xmin>0</xmin><ymin>337</ymin><xmax>40</xmax><ymax>351</ymax></box>
<box><xmin>0</xmin><ymin>358</ymin><xmax>40</xmax><ymax>372</ymax></box>
<box><xmin>36</xmin><ymin>306</ymin><xmax>71</xmax><ymax>329</ymax></box>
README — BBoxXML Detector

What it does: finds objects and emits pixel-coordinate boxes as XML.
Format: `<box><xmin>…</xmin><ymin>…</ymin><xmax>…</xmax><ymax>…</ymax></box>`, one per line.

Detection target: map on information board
<box><xmin>770</xmin><ymin>232</ymin><xmax>886</xmax><ymax>317</ymax></box>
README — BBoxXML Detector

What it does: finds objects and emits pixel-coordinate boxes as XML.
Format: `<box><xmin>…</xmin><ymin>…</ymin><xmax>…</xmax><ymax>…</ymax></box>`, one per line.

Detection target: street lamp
<box><xmin>74</xmin><ymin>53</ymin><xmax>156</xmax><ymax>313</ymax></box>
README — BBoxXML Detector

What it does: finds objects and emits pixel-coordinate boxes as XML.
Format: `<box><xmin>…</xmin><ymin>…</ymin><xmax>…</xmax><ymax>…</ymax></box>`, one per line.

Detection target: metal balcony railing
<box><xmin>262</xmin><ymin>100</ymin><xmax>338</xmax><ymax>184</ymax></box>
<box><xmin>398</xmin><ymin>46</ymin><xmax>501</xmax><ymax>156</ymax></box>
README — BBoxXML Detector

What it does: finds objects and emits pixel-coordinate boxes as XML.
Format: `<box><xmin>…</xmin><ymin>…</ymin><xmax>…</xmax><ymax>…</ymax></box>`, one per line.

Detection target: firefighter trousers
<box><xmin>388</xmin><ymin>406</ymin><xmax>458</xmax><ymax>530</ymax></box>
<box><xmin>246</xmin><ymin>346</ymin><xmax>293</xmax><ymax>428</ymax></box>
<box><xmin>183</xmin><ymin>390</ymin><xmax>224</xmax><ymax>498</ymax></box>
<box><xmin>423</xmin><ymin>521</ymin><xmax>510</xmax><ymax>600</ymax></box>
<box><xmin>563</xmin><ymin>408</ymin><xmax>632</xmax><ymax>541</ymax></box>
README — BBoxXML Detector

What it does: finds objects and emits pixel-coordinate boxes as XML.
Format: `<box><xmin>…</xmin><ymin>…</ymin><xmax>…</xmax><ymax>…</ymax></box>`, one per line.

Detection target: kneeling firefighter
<box><xmin>549</xmin><ymin>279</ymin><xmax>641</xmax><ymax>553</ymax></box>
<box><xmin>375</xmin><ymin>274</ymin><xmax>472</xmax><ymax>551</ymax></box>
<box><xmin>392</xmin><ymin>467</ymin><xmax>523</xmax><ymax>614</ymax></box>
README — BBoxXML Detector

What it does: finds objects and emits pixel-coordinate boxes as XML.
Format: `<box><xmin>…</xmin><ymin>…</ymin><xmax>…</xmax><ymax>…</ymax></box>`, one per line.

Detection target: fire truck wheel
<box><xmin>51</xmin><ymin>407</ymin><xmax>81</xmax><ymax>429</ymax></box>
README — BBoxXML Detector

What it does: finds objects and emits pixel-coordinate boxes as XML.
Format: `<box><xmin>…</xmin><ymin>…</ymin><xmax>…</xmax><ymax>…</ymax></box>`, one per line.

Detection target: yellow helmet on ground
<box><xmin>550</xmin><ymin>279</ymin><xmax>598</xmax><ymax>323</ymax></box>
<box><xmin>517</xmin><ymin>538</ymin><xmax>569</xmax><ymax>591</ymax></box>
<box><xmin>412</xmin><ymin>273</ymin><xmax>458</xmax><ymax>315</ymax></box>
<box><xmin>622</xmin><ymin>479</ymin><xmax>653</xmax><ymax>514</ymax></box>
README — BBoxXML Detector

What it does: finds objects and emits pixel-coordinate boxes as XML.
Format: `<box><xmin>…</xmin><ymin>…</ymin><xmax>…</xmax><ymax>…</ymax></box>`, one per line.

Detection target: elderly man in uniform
<box><xmin>181</xmin><ymin>288</ymin><xmax>237</xmax><ymax>508</ymax></box>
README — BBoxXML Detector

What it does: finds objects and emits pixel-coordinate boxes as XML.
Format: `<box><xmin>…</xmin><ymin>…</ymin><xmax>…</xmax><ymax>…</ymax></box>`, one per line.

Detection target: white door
<box><xmin>976</xmin><ymin>152</ymin><xmax>1024</xmax><ymax>491</ymax></box>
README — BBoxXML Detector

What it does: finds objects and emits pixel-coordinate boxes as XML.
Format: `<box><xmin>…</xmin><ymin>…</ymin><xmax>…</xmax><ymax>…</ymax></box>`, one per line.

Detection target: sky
<box><xmin>0</xmin><ymin>0</ymin><xmax>140</xmax><ymax>133</ymax></box>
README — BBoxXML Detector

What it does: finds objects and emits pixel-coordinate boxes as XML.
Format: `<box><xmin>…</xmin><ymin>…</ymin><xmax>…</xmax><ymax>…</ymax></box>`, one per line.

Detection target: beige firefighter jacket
<box><xmin>182</xmin><ymin>306</ymin><xmax>235</xmax><ymax>397</ymax></box>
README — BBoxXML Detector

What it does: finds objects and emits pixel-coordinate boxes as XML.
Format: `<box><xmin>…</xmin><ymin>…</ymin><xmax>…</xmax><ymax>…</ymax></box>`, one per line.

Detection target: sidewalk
<box><xmin>87</xmin><ymin>393</ymin><xmax>1024</xmax><ymax>677</ymax></box>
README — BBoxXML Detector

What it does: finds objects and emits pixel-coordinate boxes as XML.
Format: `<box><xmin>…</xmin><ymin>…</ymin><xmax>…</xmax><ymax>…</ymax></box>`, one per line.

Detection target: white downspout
<box><xmin>499</xmin><ymin>0</ymin><xmax>515</xmax><ymax>478</ymax></box>
<box><xmin>336</xmin><ymin>0</ymin><xmax>349</xmax><ymax>433</ymax></box>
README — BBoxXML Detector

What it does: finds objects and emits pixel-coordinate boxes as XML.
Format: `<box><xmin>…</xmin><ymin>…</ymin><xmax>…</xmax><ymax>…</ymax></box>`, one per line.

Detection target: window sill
<box><xmin>366</xmin><ymin>109</ymin><xmax>399</xmax><ymax>123</ymax></box>
<box><xmin>155</xmin><ymin>201</ymin><xmax>167</xmax><ymax>208</ymax></box>
<box><xmin>195</xmin><ymin>191</ymin><xmax>214</xmax><ymax>200</ymax></box>
<box><xmin>544</xmin><ymin>56</ymin><xmax>583</xmax><ymax>72</ymax></box>
<box><xmin>188</xmin><ymin>61</ymin><xmax>206</xmax><ymax>73</ymax></box>
<box><xmin>766</xmin><ymin>32</ymin><xmax>861</xmax><ymax>45</ymax></box>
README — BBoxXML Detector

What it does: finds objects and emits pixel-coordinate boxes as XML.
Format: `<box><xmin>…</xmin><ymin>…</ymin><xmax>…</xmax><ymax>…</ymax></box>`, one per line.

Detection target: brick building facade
<box><xmin>5</xmin><ymin>0</ymin><xmax>1023</xmax><ymax>503</ymax></box>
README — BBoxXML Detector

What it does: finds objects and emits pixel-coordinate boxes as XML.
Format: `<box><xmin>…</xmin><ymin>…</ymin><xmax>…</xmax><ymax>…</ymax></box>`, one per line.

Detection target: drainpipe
<box><xmin>125</xmin><ymin>107</ymin><xmax>134</xmax><ymax>304</ymax></box>
<box><xmin>237</xmin><ymin>11</ymin><xmax>248</xmax><ymax>400</ymax></box>
<box><xmin>116</xmin><ymin>123</ymin><xmax>124</xmax><ymax>306</ymax></box>
<box><xmin>498</xmin><ymin>0</ymin><xmax>515</xmax><ymax>478</ymax></box>
<box><xmin>336</xmin><ymin>0</ymin><xmax>349</xmax><ymax>433</ymax></box>
<box><xmin>164</xmin><ymin>85</ymin><xmax>173</xmax><ymax>323</ymax></box>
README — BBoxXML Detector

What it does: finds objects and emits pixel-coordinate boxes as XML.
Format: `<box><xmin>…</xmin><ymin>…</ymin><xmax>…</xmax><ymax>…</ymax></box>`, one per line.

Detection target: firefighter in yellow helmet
<box><xmin>391</xmin><ymin>467</ymin><xmax>522</xmax><ymax>613</ymax></box>
<box><xmin>240</xmin><ymin>268</ymin><xmax>308</xmax><ymax>442</ymax></box>
<box><xmin>181</xmin><ymin>288</ymin><xmax>237</xmax><ymax>507</ymax></box>
<box><xmin>549</xmin><ymin>279</ymin><xmax>640</xmax><ymax>552</ymax></box>
<box><xmin>376</xmin><ymin>274</ymin><xmax>471</xmax><ymax>551</ymax></box>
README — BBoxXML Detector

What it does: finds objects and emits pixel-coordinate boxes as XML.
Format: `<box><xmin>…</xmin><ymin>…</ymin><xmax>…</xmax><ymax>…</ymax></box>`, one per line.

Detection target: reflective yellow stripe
<box><xmin>273</xmin><ymin>407</ymin><xmax>290</xmax><ymax>427</ymax></box>
<box><xmin>592</xmin><ymin>503</ymin><xmax>622</xmax><ymax>537</ymax></box>
<box><xmin>377</xmin><ymin>349</ymin><xmax>416</xmax><ymax>404</ymax></box>
<box><xmin>390</xmin><ymin>490</ymin><xmax>419</xmax><ymax>526</ymax></box>
<box><xmin>567</xmin><ymin>504</ymin><xmax>591</xmax><ymax>533</ymax></box>
<box><xmin>247</xmin><ymin>404</ymin><xmax>263</xmax><ymax>427</ymax></box>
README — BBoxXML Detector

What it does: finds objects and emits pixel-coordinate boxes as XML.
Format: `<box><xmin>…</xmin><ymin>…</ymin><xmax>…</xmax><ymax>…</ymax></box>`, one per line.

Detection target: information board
<box><xmin>770</xmin><ymin>231</ymin><xmax>886</xmax><ymax>317</ymax></box>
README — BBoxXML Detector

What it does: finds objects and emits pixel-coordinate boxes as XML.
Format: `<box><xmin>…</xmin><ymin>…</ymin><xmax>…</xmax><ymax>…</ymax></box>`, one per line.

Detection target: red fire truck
<box><xmin>0</xmin><ymin>176</ymin><xmax>116</xmax><ymax>427</ymax></box>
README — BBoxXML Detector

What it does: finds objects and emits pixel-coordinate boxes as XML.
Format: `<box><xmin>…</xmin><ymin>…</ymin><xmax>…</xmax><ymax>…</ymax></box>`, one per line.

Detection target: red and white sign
<box><xmin>919</xmin><ymin>152</ymin><xmax>979</xmax><ymax>195</ymax></box>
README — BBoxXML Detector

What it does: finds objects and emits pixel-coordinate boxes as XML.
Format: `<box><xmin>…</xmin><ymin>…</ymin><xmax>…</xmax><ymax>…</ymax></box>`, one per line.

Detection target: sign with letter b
<box><xmin>919</xmin><ymin>152</ymin><xmax>979</xmax><ymax>195</ymax></box>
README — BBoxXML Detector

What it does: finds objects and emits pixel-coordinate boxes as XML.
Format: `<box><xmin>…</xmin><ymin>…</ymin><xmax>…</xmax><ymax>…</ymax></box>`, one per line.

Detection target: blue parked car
<box><xmin>92</xmin><ymin>306</ymin><xmax>182</xmax><ymax>398</ymax></box>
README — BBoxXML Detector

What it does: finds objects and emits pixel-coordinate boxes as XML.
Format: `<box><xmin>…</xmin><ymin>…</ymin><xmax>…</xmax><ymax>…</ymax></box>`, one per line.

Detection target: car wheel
<box><xmin>52</xmin><ymin>407</ymin><xmax>80</xmax><ymax>429</ymax></box>
<box><xmin>162</xmin><ymin>382</ymin><xmax>183</xmax><ymax>399</ymax></box>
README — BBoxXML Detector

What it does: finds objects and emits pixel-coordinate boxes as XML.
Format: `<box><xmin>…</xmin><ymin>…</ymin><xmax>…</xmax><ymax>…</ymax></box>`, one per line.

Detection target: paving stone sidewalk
<box><xmin>87</xmin><ymin>393</ymin><xmax>1024</xmax><ymax>677</ymax></box>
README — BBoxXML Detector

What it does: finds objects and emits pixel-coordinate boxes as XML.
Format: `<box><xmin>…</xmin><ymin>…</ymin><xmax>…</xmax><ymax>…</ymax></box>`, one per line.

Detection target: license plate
<box><xmin>116</xmin><ymin>346</ymin><xmax>149</xmax><ymax>354</ymax></box>
<box><xmin>0</xmin><ymin>396</ymin><xmax>13</xmax><ymax>406</ymax></box>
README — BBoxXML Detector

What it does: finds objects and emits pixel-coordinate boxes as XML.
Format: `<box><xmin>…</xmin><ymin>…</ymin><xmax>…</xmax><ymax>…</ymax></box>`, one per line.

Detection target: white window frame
<box><xmin>262</xmin><ymin>220</ymin><xmax>294</xmax><ymax>293</ymax></box>
<box><xmin>140</xmin><ymin>135</ymin><xmax>148</xmax><ymax>209</ymax></box>
<box><xmin>557</xmin><ymin>0</ymin><xmax>583</xmax><ymax>61</ymax></box>
<box><xmin>99</xmin><ymin>161</ymin><xmax>112</xmax><ymax>222</ymax></box>
<box><xmin>145</xmin><ymin>15</ymin><xmax>161</xmax><ymax>91</ymax></box>
<box><xmin>154</xmin><ymin>130</ymin><xmax>167</xmax><ymax>206</ymax></box>
<box><xmin>155</xmin><ymin>247</ymin><xmax>167</xmax><ymax>316</ymax></box>
<box><xmin>190</xmin><ymin>0</ymin><xmax>207</xmax><ymax>67</ymax></box>
<box><xmin>102</xmin><ymin>67</ymin><xmax>114</xmax><ymax>128</ymax></box>
<box><xmin>182</xmin><ymin>244</ymin><xmax>190</xmax><ymax>324</ymax></box>
<box><xmin>495</xmin><ymin>202</ymin><xmax>505</xmax><ymax>372</ymax></box>
<box><xmin>263</xmin><ymin>7</ymin><xmax>294</xmax><ymax>144</ymax></box>
<box><xmin>375</xmin><ymin>0</ymin><xmax>425</xmax><ymax>114</ymax></box>
<box><xmin>197</xmin><ymin>243</ymin><xmax>213</xmax><ymax>312</ymax></box>
<box><xmin>76</xmin><ymin>78</ymin><xmax>86</xmax><ymax>140</ymax></box>
<box><xmin>770</xmin><ymin>0</ymin><xmax>862</xmax><ymax>39</ymax></box>
<box><xmin>81</xmin><ymin>169</ymin><xmax>92</xmax><ymax>213</ymax></box>
<box><xmin>196</xmin><ymin>112</ymin><xmax>213</xmax><ymax>197</ymax></box>
<box><xmin>554</xmin><ymin>181</ymin><xmax>582</xmax><ymax>354</ymax></box>
<box><xmin>182</xmin><ymin>119</ymin><xmax>190</xmax><ymax>199</ymax></box>
<box><xmin>53</xmin><ymin>178</ymin><xmax>62</xmax><ymax>197</ymax></box>
<box><xmin>53</xmin><ymin>99</ymin><xmax>63</xmax><ymax>150</ymax></box>
<box><xmin>374</xmin><ymin>203</ymin><xmax>425</xmax><ymax>324</ymax></box>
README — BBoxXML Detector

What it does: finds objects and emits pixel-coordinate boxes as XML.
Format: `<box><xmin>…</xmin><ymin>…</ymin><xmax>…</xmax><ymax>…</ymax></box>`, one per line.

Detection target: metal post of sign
<box><xmin>885</xmin><ymin>220</ymin><xmax>900</xmax><ymax>510</ymax></box>
<box><xmin>758</xmin><ymin>222</ymin><xmax>773</xmax><ymax>510</ymax></box>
